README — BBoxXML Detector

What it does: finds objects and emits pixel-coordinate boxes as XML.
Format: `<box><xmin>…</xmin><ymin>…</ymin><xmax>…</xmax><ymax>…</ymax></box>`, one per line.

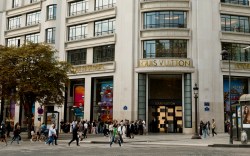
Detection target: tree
<box><xmin>0</xmin><ymin>43</ymin><xmax>70</xmax><ymax>138</ymax></box>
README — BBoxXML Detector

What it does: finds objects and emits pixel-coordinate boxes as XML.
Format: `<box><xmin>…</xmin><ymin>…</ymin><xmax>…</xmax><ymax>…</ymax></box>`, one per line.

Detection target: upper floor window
<box><xmin>68</xmin><ymin>24</ymin><xmax>88</xmax><ymax>41</ymax></box>
<box><xmin>47</xmin><ymin>4</ymin><xmax>57</xmax><ymax>20</ymax></box>
<box><xmin>46</xmin><ymin>28</ymin><xmax>55</xmax><ymax>44</ymax></box>
<box><xmin>30</xmin><ymin>0</ymin><xmax>39</xmax><ymax>3</ymax></box>
<box><xmin>26</xmin><ymin>33</ymin><xmax>40</xmax><ymax>43</ymax></box>
<box><xmin>221</xmin><ymin>14</ymin><xmax>250</xmax><ymax>33</ymax></box>
<box><xmin>95</xmin><ymin>0</ymin><xmax>116</xmax><ymax>10</ymax></box>
<box><xmin>221</xmin><ymin>0</ymin><xmax>249</xmax><ymax>5</ymax></box>
<box><xmin>93</xmin><ymin>44</ymin><xmax>115</xmax><ymax>63</ymax></box>
<box><xmin>27</xmin><ymin>11</ymin><xmax>40</xmax><ymax>26</ymax></box>
<box><xmin>12</xmin><ymin>0</ymin><xmax>21</xmax><ymax>8</ymax></box>
<box><xmin>143</xmin><ymin>40</ymin><xmax>187</xmax><ymax>58</ymax></box>
<box><xmin>7</xmin><ymin>37</ymin><xmax>20</xmax><ymax>47</ymax></box>
<box><xmin>69</xmin><ymin>0</ymin><xmax>89</xmax><ymax>16</ymax></box>
<box><xmin>67</xmin><ymin>49</ymin><xmax>87</xmax><ymax>65</ymax></box>
<box><xmin>144</xmin><ymin>11</ymin><xmax>187</xmax><ymax>29</ymax></box>
<box><xmin>8</xmin><ymin>16</ymin><xmax>21</xmax><ymax>30</ymax></box>
<box><xmin>95</xmin><ymin>19</ymin><xmax>115</xmax><ymax>36</ymax></box>
<box><xmin>222</xmin><ymin>42</ymin><xmax>250</xmax><ymax>62</ymax></box>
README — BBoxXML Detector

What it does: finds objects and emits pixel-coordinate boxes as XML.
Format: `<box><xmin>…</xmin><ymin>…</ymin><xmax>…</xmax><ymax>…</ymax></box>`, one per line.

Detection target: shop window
<box><xmin>92</xmin><ymin>78</ymin><xmax>113</xmax><ymax>122</ymax></box>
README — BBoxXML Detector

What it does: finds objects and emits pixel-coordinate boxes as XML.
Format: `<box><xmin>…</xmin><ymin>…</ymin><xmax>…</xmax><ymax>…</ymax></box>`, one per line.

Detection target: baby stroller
<box><xmin>40</xmin><ymin>129</ymin><xmax>49</xmax><ymax>142</ymax></box>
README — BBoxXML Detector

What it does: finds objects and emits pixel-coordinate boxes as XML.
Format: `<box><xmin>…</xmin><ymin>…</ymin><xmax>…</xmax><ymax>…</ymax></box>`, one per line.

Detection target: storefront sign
<box><xmin>71</xmin><ymin>64</ymin><xmax>105</xmax><ymax>73</ymax></box>
<box><xmin>139</xmin><ymin>59</ymin><xmax>192</xmax><ymax>67</ymax></box>
<box><xmin>235</xmin><ymin>63</ymin><xmax>250</xmax><ymax>70</ymax></box>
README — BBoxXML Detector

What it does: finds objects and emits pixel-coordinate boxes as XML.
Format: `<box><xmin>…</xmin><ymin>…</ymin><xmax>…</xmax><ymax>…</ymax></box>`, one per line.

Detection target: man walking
<box><xmin>68</xmin><ymin>123</ymin><xmax>80</xmax><ymax>146</ymax></box>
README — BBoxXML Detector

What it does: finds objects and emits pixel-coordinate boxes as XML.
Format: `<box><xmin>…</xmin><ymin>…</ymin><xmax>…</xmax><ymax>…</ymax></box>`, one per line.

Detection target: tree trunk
<box><xmin>0</xmin><ymin>96</ymin><xmax>4</xmax><ymax>123</ymax></box>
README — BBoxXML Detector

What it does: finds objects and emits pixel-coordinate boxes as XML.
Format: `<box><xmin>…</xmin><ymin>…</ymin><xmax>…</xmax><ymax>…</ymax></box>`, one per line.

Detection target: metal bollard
<box><xmin>241</xmin><ymin>130</ymin><xmax>248</xmax><ymax>144</ymax></box>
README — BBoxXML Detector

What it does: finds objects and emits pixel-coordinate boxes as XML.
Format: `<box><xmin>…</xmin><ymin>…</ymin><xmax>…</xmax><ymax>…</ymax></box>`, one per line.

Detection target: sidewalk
<box><xmin>57</xmin><ymin>133</ymin><xmax>250</xmax><ymax>148</ymax></box>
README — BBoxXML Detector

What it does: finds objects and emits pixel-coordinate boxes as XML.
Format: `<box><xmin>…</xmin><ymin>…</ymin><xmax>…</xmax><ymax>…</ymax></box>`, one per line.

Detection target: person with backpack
<box><xmin>202</xmin><ymin>121</ymin><xmax>207</xmax><ymax>138</ymax></box>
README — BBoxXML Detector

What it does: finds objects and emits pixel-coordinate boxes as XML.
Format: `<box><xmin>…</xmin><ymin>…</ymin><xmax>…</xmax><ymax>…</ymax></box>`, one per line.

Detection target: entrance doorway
<box><xmin>148</xmin><ymin>75</ymin><xmax>182</xmax><ymax>133</ymax></box>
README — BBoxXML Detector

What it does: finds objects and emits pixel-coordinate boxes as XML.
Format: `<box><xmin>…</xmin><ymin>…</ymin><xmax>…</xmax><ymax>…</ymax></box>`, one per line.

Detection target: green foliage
<box><xmin>0</xmin><ymin>42</ymin><xmax>70</xmax><ymax>107</ymax></box>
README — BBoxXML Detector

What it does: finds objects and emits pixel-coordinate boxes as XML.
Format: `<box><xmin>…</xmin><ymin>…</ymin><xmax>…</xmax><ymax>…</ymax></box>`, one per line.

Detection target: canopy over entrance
<box><xmin>239</xmin><ymin>94</ymin><xmax>250</xmax><ymax>102</ymax></box>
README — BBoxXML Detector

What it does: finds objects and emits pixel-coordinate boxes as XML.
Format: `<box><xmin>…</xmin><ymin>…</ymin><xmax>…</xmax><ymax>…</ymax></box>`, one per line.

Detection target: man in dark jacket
<box><xmin>68</xmin><ymin>123</ymin><xmax>79</xmax><ymax>146</ymax></box>
<box><xmin>0</xmin><ymin>122</ymin><xmax>8</xmax><ymax>146</ymax></box>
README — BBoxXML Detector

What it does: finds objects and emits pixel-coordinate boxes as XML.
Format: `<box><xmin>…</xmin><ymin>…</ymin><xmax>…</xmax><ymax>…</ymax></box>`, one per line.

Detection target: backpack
<box><xmin>202</xmin><ymin>123</ymin><xmax>207</xmax><ymax>130</ymax></box>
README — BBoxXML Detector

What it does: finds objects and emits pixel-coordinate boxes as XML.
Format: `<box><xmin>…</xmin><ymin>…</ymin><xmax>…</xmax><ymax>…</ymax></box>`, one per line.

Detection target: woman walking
<box><xmin>211</xmin><ymin>119</ymin><xmax>217</xmax><ymax>137</ymax></box>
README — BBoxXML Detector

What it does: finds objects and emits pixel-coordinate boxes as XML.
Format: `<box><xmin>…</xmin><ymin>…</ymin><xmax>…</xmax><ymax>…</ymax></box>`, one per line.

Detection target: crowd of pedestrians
<box><xmin>61</xmin><ymin>119</ymin><xmax>147</xmax><ymax>147</ymax></box>
<box><xmin>199</xmin><ymin>118</ymin><xmax>217</xmax><ymax>138</ymax></box>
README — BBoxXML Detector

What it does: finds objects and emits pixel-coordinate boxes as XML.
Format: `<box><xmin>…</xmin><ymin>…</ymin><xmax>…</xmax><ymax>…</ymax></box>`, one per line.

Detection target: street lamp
<box><xmin>192</xmin><ymin>83</ymin><xmax>201</xmax><ymax>139</ymax></box>
<box><xmin>221</xmin><ymin>49</ymin><xmax>233</xmax><ymax>144</ymax></box>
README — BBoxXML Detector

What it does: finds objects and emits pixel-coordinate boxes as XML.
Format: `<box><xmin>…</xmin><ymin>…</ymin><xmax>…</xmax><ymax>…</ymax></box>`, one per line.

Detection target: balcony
<box><xmin>66</xmin><ymin>7</ymin><xmax>116</xmax><ymax>25</ymax></box>
<box><xmin>140</xmin><ymin>0</ymin><xmax>190</xmax><ymax>12</ymax></box>
<box><xmin>65</xmin><ymin>34</ymin><xmax>116</xmax><ymax>50</ymax></box>
<box><xmin>221</xmin><ymin>0</ymin><xmax>249</xmax><ymax>6</ymax></box>
<box><xmin>220</xmin><ymin>31</ymin><xmax>250</xmax><ymax>44</ymax></box>
<box><xmin>220</xmin><ymin>2</ymin><xmax>250</xmax><ymax>16</ymax></box>
<box><xmin>6</xmin><ymin>2</ymin><xmax>41</xmax><ymax>17</ymax></box>
<box><xmin>5</xmin><ymin>24</ymin><xmax>40</xmax><ymax>38</ymax></box>
<box><xmin>140</xmin><ymin>28</ymin><xmax>191</xmax><ymax>40</ymax></box>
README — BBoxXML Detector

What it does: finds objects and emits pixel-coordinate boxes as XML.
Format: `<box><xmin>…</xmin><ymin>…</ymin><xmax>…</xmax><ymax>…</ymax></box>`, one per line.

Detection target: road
<box><xmin>0</xmin><ymin>141</ymin><xmax>249</xmax><ymax>156</ymax></box>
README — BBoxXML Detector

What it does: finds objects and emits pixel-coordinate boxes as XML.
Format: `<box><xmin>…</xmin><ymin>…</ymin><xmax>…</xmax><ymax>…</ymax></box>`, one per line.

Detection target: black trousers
<box><xmin>69</xmin><ymin>137</ymin><xmax>79</xmax><ymax>145</ymax></box>
<box><xmin>212</xmin><ymin>128</ymin><xmax>217</xmax><ymax>136</ymax></box>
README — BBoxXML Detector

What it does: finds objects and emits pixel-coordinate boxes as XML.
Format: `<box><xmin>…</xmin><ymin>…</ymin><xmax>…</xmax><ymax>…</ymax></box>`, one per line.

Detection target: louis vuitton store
<box><xmin>136</xmin><ymin>58</ymin><xmax>195</xmax><ymax>134</ymax></box>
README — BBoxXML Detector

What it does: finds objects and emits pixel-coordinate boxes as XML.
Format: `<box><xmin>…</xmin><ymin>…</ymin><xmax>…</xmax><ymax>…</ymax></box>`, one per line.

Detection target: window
<box><xmin>221</xmin><ymin>0</ymin><xmax>249</xmax><ymax>5</ymax></box>
<box><xmin>67</xmin><ymin>49</ymin><xmax>87</xmax><ymax>65</ymax></box>
<box><xmin>222</xmin><ymin>42</ymin><xmax>250</xmax><ymax>62</ymax></box>
<box><xmin>69</xmin><ymin>0</ymin><xmax>89</xmax><ymax>16</ymax></box>
<box><xmin>46</xmin><ymin>28</ymin><xmax>55</xmax><ymax>44</ymax></box>
<box><xmin>94</xmin><ymin>19</ymin><xmax>115</xmax><ymax>36</ymax></box>
<box><xmin>93</xmin><ymin>45</ymin><xmax>115</xmax><ymax>63</ymax></box>
<box><xmin>95</xmin><ymin>0</ymin><xmax>116</xmax><ymax>10</ymax></box>
<box><xmin>27</xmin><ymin>11</ymin><xmax>40</xmax><ymax>26</ymax></box>
<box><xmin>12</xmin><ymin>0</ymin><xmax>20</xmax><ymax>8</ymax></box>
<box><xmin>8</xmin><ymin>16</ymin><xmax>21</xmax><ymax>30</ymax></box>
<box><xmin>221</xmin><ymin>14</ymin><xmax>250</xmax><ymax>33</ymax></box>
<box><xmin>143</xmin><ymin>40</ymin><xmax>187</xmax><ymax>58</ymax></box>
<box><xmin>30</xmin><ymin>0</ymin><xmax>39</xmax><ymax>3</ymax></box>
<box><xmin>26</xmin><ymin>33</ymin><xmax>40</xmax><ymax>43</ymax></box>
<box><xmin>7</xmin><ymin>37</ymin><xmax>20</xmax><ymax>47</ymax></box>
<box><xmin>68</xmin><ymin>24</ymin><xmax>88</xmax><ymax>41</ymax></box>
<box><xmin>47</xmin><ymin>4</ymin><xmax>57</xmax><ymax>20</ymax></box>
<box><xmin>144</xmin><ymin>11</ymin><xmax>187</xmax><ymax>29</ymax></box>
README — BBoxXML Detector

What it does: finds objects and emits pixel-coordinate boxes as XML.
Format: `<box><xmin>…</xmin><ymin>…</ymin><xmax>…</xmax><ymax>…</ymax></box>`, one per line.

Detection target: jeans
<box><xmin>47</xmin><ymin>136</ymin><xmax>54</xmax><ymax>145</ymax></box>
<box><xmin>202</xmin><ymin>129</ymin><xmax>207</xmax><ymax>138</ymax></box>
<box><xmin>11</xmin><ymin>136</ymin><xmax>20</xmax><ymax>144</ymax></box>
